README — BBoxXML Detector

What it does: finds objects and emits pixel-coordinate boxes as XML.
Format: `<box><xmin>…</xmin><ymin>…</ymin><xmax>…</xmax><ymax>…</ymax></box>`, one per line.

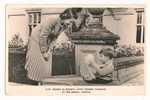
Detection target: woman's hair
<box><xmin>59</xmin><ymin>8</ymin><xmax>88</xmax><ymax>32</ymax></box>
<box><xmin>71</xmin><ymin>8</ymin><xmax>82</xmax><ymax>19</ymax></box>
<box><xmin>59</xmin><ymin>8</ymin><xmax>82</xmax><ymax>20</ymax></box>
<box><xmin>59</xmin><ymin>8</ymin><xmax>72</xmax><ymax>19</ymax></box>
<box><xmin>99</xmin><ymin>48</ymin><xmax>114</xmax><ymax>59</ymax></box>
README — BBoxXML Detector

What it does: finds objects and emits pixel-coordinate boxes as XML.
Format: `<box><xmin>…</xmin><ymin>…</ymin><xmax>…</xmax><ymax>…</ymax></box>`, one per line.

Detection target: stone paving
<box><xmin>39</xmin><ymin>63</ymin><xmax>144</xmax><ymax>86</ymax></box>
<box><xmin>122</xmin><ymin>63</ymin><xmax>144</xmax><ymax>86</ymax></box>
<box><xmin>9</xmin><ymin>63</ymin><xmax>144</xmax><ymax>86</ymax></box>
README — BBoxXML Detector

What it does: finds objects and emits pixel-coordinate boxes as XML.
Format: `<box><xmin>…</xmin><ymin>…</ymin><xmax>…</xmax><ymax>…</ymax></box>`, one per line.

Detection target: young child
<box><xmin>81</xmin><ymin>48</ymin><xmax>114</xmax><ymax>84</ymax></box>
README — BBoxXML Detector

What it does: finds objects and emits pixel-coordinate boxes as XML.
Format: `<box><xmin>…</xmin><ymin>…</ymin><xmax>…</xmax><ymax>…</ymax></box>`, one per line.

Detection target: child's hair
<box><xmin>99</xmin><ymin>48</ymin><xmax>114</xmax><ymax>59</ymax></box>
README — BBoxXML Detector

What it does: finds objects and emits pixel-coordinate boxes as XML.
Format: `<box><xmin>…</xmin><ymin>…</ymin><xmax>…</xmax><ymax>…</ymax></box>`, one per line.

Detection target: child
<box><xmin>81</xmin><ymin>48</ymin><xmax>114</xmax><ymax>84</ymax></box>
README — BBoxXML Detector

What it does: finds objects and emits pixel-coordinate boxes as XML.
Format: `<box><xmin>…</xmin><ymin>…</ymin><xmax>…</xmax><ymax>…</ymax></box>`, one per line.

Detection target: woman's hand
<box><xmin>43</xmin><ymin>52</ymin><xmax>49</xmax><ymax>61</ymax></box>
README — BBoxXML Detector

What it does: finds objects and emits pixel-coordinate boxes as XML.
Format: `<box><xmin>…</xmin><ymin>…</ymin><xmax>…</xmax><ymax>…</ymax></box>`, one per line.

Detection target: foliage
<box><xmin>114</xmin><ymin>45</ymin><xmax>144</xmax><ymax>58</ymax></box>
<box><xmin>9</xmin><ymin>34</ymin><xmax>25</xmax><ymax>48</ymax></box>
<box><xmin>52</xmin><ymin>40</ymin><xmax>75</xmax><ymax>56</ymax></box>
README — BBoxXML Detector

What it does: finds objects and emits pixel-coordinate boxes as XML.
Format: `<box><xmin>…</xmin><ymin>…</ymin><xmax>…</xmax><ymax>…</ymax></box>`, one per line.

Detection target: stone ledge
<box><xmin>112</xmin><ymin>63</ymin><xmax>144</xmax><ymax>85</ymax></box>
<box><xmin>114</xmin><ymin>56</ymin><xmax>144</xmax><ymax>70</ymax></box>
<box><xmin>40</xmin><ymin>63</ymin><xmax>144</xmax><ymax>86</ymax></box>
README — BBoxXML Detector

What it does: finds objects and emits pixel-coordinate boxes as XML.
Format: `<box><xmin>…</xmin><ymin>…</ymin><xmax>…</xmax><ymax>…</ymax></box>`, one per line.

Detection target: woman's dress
<box><xmin>25</xmin><ymin>17</ymin><xmax>62</xmax><ymax>81</ymax></box>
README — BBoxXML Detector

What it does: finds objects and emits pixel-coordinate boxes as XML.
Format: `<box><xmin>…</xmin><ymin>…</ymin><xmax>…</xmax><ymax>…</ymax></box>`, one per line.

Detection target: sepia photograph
<box><xmin>6</xmin><ymin>5</ymin><xmax>145</xmax><ymax>95</ymax></box>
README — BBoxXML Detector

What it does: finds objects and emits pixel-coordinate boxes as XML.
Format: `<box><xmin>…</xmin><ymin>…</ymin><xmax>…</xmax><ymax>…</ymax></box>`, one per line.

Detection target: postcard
<box><xmin>6</xmin><ymin>4</ymin><xmax>145</xmax><ymax>96</ymax></box>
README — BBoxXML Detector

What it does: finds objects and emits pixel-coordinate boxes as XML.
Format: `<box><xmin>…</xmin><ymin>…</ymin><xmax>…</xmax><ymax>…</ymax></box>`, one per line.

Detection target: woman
<box><xmin>25</xmin><ymin>8</ymin><xmax>88</xmax><ymax>84</ymax></box>
<box><xmin>81</xmin><ymin>48</ymin><xmax>114</xmax><ymax>84</ymax></box>
<box><xmin>25</xmin><ymin>15</ymin><xmax>65</xmax><ymax>84</ymax></box>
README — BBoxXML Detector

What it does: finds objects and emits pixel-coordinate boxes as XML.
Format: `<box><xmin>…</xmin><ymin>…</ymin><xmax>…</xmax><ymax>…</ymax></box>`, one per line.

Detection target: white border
<box><xmin>1</xmin><ymin>0</ymin><xmax>150</xmax><ymax>100</ymax></box>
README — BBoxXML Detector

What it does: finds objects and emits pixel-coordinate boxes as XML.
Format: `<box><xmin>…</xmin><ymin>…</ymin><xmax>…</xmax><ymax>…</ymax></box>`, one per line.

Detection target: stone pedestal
<box><xmin>71</xmin><ymin>28</ymin><xmax>120</xmax><ymax>75</ymax></box>
<box><xmin>70</xmin><ymin>8</ymin><xmax>120</xmax><ymax>75</ymax></box>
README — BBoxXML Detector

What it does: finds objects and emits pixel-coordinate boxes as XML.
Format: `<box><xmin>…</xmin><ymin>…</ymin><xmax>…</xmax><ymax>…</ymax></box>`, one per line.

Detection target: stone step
<box><xmin>113</xmin><ymin>69</ymin><xmax>143</xmax><ymax>85</ymax></box>
<box><xmin>40</xmin><ymin>76</ymin><xmax>85</xmax><ymax>85</ymax></box>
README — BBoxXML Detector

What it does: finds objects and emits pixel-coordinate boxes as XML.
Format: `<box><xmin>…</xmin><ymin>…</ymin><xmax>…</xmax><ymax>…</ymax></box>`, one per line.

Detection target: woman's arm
<box><xmin>39</xmin><ymin>18</ymin><xmax>61</xmax><ymax>61</ymax></box>
<box><xmin>39</xmin><ymin>18</ymin><xmax>62</xmax><ymax>53</ymax></box>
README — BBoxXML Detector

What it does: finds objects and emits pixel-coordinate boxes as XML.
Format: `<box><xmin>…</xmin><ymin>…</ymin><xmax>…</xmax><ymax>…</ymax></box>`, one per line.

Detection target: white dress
<box><xmin>25</xmin><ymin>17</ymin><xmax>62</xmax><ymax>81</ymax></box>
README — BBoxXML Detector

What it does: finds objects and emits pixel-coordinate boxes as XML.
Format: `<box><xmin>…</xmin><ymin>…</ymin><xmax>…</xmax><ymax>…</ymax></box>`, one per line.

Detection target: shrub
<box><xmin>52</xmin><ymin>40</ymin><xmax>75</xmax><ymax>56</ymax></box>
<box><xmin>9</xmin><ymin>34</ymin><xmax>25</xmax><ymax>48</ymax></box>
<box><xmin>114</xmin><ymin>45</ymin><xmax>144</xmax><ymax>58</ymax></box>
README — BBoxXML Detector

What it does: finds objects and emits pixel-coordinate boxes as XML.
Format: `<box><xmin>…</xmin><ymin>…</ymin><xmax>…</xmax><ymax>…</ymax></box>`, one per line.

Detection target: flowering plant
<box><xmin>52</xmin><ymin>40</ymin><xmax>75</xmax><ymax>56</ymax></box>
<box><xmin>9</xmin><ymin>34</ymin><xmax>25</xmax><ymax>48</ymax></box>
<box><xmin>114</xmin><ymin>45</ymin><xmax>144</xmax><ymax>58</ymax></box>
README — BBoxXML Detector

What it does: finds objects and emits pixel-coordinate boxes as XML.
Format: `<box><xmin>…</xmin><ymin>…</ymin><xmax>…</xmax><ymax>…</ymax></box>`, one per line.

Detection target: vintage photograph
<box><xmin>7</xmin><ymin>6</ymin><xmax>144</xmax><ymax>87</ymax></box>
